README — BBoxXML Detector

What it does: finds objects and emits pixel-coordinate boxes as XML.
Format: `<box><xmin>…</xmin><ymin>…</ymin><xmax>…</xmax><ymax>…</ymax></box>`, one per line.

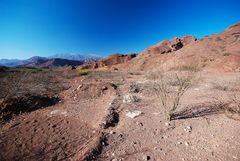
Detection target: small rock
<box><xmin>142</xmin><ymin>155</ymin><xmax>151</xmax><ymax>160</ymax></box>
<box><xmin>129</xmin><ymin>83</ymin><xmax>140</xmax><ymax>93</ymax></box>
<box><xmin>154</xmin><ymin>147</ymin><xmax>162</xmax><ymax>151</ymax></box>
<box><xmin>126</xmin><ymin>110</ymin><xmax>142</xmax><ymax>118</ymax></box>
<box><xmin>110</xmin><ymin>131</ymin><xmax>116</xmax><ymax>134</ymax></box>
<box><xmin>177</xmin><ymin>141</ymin><xmax>182</xmax><ymax>145</ymax></box>
<box><xmin>185</xmin><ymin>142</ymin><xmax>189</xmax><ymax>146</ymax></box>
<box><xmin>136</xmin><ymin>122</ymin><xmax>143</xmax><ymax>126</ymax></box>
<box><xmin>77</xmin><ymin>84</ymin><xmax>83</xmax><ymax>90</ymax></box>
<box><xmin>102</xmin><ymin>86</ymin><xmax>108</xmax><ymax>90</ymax></box>
<box><xmin>165</xmin><ymin>122</ymin><xmax>171</xmax><ymax>126</ymax></box>
<box><xmin>123</xmin><ymin>94</ymin><xmax>139</xmax><ymax>103</ymax></box>
<box><xmin>233</xmin><ymin>156</ymin><xmax>238</xmax><ymax>159</ymax></box>
<box><xmin>184</xmin><ymin>126</ymin><xmax>192</xmax><ymax>133</ymax></box>
<box><xmin>111</xmin><ymin>159</ymin><xmax>118</xmax><ymax>161</ymax></box>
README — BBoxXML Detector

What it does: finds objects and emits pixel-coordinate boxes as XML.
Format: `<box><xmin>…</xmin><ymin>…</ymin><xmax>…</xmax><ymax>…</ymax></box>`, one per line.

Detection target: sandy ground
<box><xmin>0</xmin><ymin>70</ymin><xmax>240</xmax><ymax>161</ymax></box>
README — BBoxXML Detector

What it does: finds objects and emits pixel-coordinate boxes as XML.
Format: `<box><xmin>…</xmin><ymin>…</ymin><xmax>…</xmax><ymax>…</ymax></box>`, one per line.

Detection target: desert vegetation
<box><xmin>0</xmin><ymin>68</ymin><xmax>68</xmax><ymax>124</ymax></box>
<box><xmin>170</xmin><ymin>63</ymin><xmax>201</xmax><ymax>72</ymax></box>
<box><xmin>146</xmin><ymin>70</ymin><xmax>196</xmax><ymax>121</ymax></box>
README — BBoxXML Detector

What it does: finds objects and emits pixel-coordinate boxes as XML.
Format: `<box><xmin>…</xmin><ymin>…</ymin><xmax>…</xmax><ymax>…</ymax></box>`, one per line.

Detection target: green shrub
<box><xmin>77</xmin><ymin>68</ymin><xmax>90</xmax><ymax>76</ymax></box>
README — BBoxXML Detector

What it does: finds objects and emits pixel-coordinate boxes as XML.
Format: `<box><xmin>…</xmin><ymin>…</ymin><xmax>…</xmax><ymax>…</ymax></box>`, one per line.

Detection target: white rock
<box><xmin>77</xmin><ymin>84</ymin><xmax>83</xmax><ymax>90</ymax></box>
<box><xmin>111</xmin><ymin>159</ymin><xmax>118</xmax><ymax>161</ymax></box>
<box><xmin>185</xmin><ymin>142</ymin><xmax>189</xmax><ymax>146</ymax></box>
<box><xmin>165</xmin><ymin>122</ymin><xmax>171</xmax><ymax>126</ymax></box>
<box><xmin>50</xmin><ymin>110</ymin><xmax>67</xmax><ymax>116</ymax></box>
<box><xmin>123</xmin><ymin>94</ymin><xmax>139</xmax><ymax>103</ymax></box>
<box><xmin>184</xmin><ymin>126</ymin><xmax>192</xmax><ymax>132</ymax></box>
<box><xmin>126</xmin><ymin>110</ymin><xmax>142</xmax><ymax>118</ymax></box>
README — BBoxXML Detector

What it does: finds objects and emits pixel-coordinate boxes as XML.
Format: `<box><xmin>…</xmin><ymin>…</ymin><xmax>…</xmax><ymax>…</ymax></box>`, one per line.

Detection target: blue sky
<box><xmin>0</xmin><ymin>0</ymin><xmax>239</xmax><ymax>59</ymax></box>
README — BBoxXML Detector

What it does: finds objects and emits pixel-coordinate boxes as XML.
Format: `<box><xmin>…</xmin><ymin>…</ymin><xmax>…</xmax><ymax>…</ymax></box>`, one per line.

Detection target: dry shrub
<box><xmin>170</xmin><ymin>63</ymin><xmax>200</xmax><ymax>72</ymax></box>
<box><xmin>146</xmin><ymin>70</ymin><xmax>196</xmax><ymax>121</ymax></box>
<box><xmin>77</xmin><ymin>68</ymin><xmax>90</xmax><ymax>76</ymax></box>
<box><xmin>0</xmin><ymin>70</ymin><xmax>66</xmax><ymax>100</ymax></box>
<box><xmin>171</xmin><ymin>101</ymin><xmax>228</xmax><ymax>120</ymax></box>
<box><xmin>211</xmin><ymin>78</ymin><xmax>240</xmax><ymax>91</ymax></box>
<box><xmin>225</xmin><ymin>94</ymin><xmax>240</xmax><ymax>121</ymax></box>
<box><xmin>0</xmin><ymin>69</ymin><xmax>67</xmax><ymax>123</ymax></box>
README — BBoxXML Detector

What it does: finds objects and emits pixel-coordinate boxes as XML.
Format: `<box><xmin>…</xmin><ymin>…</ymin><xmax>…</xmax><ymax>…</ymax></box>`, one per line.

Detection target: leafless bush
<box><xmin>225</xmin><ymin>94</ymin><xmax>240</xmax><ymax>121</ymax></box>
<box><xmin>170</xmin><ymin>63</ymin><xmax>201</xmax><ymax>72</ymax></box>
<box><xmin>0</xmin><ymin>70</ymin><xmax>66</xmax><ymax>100</ymax></box>
<box><xmin>146</xmin><ymin>70</ymin><xmax>196</xmax><ymax>121</ymax></box>
<box><xmin>0</xmin><ymin>69</ymin><xmax>67</xmax><ymax>123</ymax></box>
<box><xmin>211</xmin><ymin>78</ymin><xmax>240</xmax><ymax>91</ymax></box>
<box><xmin>171</xmin><ymin>101</ymin><xmax>228</xmax><ymax>120</ymax></box>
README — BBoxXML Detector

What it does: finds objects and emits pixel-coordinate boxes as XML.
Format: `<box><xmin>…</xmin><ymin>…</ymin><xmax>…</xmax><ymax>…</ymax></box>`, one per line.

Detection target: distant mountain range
<box><xmin>0</xmin><ymin>54</ymin><xmax>101</xmax><ymax>67</ymax></box>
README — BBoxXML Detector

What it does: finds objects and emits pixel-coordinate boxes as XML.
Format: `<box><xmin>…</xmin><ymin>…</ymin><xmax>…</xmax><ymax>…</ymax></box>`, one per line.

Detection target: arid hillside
<box><xmin>0</xmin><ymin>23</ymin><xmax>240</xmax><ymax>161</ymax></box>
<box><xmin>104</xmin><ymin>22</ymin><xmax>240</xmax><ymax>72</ymax></box>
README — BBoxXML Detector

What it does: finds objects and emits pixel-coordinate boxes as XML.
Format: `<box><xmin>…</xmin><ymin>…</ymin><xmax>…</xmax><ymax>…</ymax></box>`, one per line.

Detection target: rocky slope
<box><xmin>109</xmin><ymin>22</ymin><xmax>240</xmax><ymax>72</ymax></box>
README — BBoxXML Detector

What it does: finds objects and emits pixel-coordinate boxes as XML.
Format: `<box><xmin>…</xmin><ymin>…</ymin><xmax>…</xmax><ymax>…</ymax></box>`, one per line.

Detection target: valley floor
<box><xmin>1</xmin><ymin>70</ymin><xmax>240</xmax><ymax>161</ymax></box>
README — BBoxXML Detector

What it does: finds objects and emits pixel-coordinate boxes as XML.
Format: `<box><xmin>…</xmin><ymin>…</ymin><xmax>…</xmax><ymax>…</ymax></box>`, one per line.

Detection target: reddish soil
<box><xmin>0</xmin><ymin>22</ymin><xmax>240</xmax><ymax>161</ymax></box>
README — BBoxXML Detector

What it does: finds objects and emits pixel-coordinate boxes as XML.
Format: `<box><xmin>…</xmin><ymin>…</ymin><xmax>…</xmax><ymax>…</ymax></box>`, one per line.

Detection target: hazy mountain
<box><xmin>0</xmin><ymin>59</ymin><xmax>22</xmax><ymax>67</ymax></box>
<box><xmin>0</xmin><ymin>53</ymin><xmax>101</xmax><ymax>67</ymax></box>
<box><xmin>49</xmin><ymin>53</ymin><xmax>101</xmax><ymax>61</ymax></box>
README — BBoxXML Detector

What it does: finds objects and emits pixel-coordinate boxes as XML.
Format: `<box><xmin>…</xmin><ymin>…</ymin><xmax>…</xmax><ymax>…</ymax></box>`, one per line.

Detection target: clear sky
<box><xmin>0</xmin><ymin>0</ymin><xmax>239</xmax><ymax>59</ymax></box>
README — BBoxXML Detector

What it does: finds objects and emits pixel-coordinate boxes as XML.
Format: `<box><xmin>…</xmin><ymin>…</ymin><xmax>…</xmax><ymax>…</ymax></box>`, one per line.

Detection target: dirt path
<box><xmin>97</xmin><ymin>71</ymin><xmax>240</xmax><ymax>161</ymax></box>
<box><xmin>0</xmin><ymin>78</ymin><xmax>120</xmax><ymax>161</ymax></box>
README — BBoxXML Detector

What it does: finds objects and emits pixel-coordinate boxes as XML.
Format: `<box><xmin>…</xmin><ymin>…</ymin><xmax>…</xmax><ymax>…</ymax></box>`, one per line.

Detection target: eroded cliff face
<box><xmin>83</xmin><ymin>53</ymin><xmax>137</xmax><ymax>69</ymax></box>
<box><xmin>142</xmin><ymin>36</ymin><xmax>197</xmax><ymax>55</ymax></box>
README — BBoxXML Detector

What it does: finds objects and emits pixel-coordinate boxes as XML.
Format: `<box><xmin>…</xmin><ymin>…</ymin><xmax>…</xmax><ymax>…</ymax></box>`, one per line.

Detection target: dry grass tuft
<box><xmin>170</xmin><ymin>63</ymin><xmax>200</xmax><ymax>72</ymax></box>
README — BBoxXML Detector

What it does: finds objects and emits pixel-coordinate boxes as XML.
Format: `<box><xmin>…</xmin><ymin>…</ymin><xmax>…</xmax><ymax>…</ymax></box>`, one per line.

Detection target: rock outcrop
<box><xmin>143</xmin><ymin>36</ymin><xmax>197</xmax><ymax>55</ymax></box>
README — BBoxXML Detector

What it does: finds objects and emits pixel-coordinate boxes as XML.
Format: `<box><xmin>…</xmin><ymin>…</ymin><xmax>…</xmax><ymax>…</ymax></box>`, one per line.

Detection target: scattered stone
<box><xmin>129</xmin><ymin>83</ymin><xmax>140</xmax><ymax>93</ymax></box>
<box><xmin>165</xmin><ymin>122</ymin><xmax>171</xmax><ymax>126</ymax></box>
<box><xmin>126</xmin><ymin>110</ymin><xmax>142</xmax><ymax>118</ymax></box>
<box><xmin>185</xmin><ymin>142</ymin><xmax>189</xmax><ymax>146</ymax></box>
<box><xmin>50</xmin><ymin>110</ymin><xmax>67</xmax><ymax>116</ymax></box>
<box><xmin>112</xmin><ymin>159</ymin><xmax>118</xmax><ymax>161</ymax></box>
<box><xmin>184</xmin><ymin>126</ymin><xmax>192</xmax><ymax>132</ymax></box>
<box><xmin>77</xmin><ymin>84</ymin><xmax>83</xmax><ymax>90</ymax></box>
<box><xmin>142</xmin><ymin>155</ymin><xmax>151</xmax><ymax>160</ymax></box>
<box><xmin>123</xmin><ymin>94</ymin><xmax>139</xmax><ymax>103</ymax></box>
<box><xmin>118</xmin><ymin>134</ymin><xmax>123</xmax><ymax>138</ymax></box>
<box><xmin>136</xmin><ymin>121</ymin><xmax>143</xmax><ymax>126</ymax></box>
<box><xmin>154</xmin><ymin>147</ymin><xmax>162</xmax><ymax>151</ymax></box>
<box><xmin>102</xmin><ymin>86</ymin><xmax>108</xmax><ymax>90</ymax></box>
<box><xmin>233</xmin><ymin>156</ymin><xmax>238</xmax><ymax>159</ymax></box>
<box><xmin>194</xmin><ymin>88</ymin><xmax>200</xmax><ymax>91</ymax></box>
<box><xmin>110</xmin><ymin>131</ymin><xmax>116</xmax><ymax>134</ymax></box>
